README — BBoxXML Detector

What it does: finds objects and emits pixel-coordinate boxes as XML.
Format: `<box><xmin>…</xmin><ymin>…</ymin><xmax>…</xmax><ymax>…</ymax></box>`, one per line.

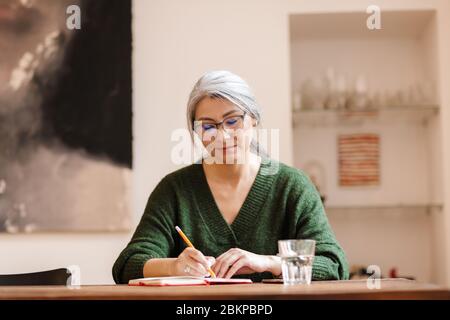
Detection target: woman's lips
<box><xmin>218</xmin><ymin>145</ymin><xmax>237</xmax><ymax>150</ymax></box>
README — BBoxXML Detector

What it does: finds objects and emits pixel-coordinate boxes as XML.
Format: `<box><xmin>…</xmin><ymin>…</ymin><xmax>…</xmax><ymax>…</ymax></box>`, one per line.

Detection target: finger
<box><xmin>233</xmin><ymin>266</ymin><xmax>254</xmax><ymax>275</ymax></box>
<box><xmin>186</xmin><ymin>248</ymin><xmax>210</xmax><ymax>269</ymax></box>
<box><xmin>212</xmin><ymin>250</ymin><xmax>234</xmax><ymax>276</ymax></box>
<box><xmin>216</xmin><ymin>248</ymin><xmax>239</xmax><ymax>261</ymax></box>
<box><xmin>217</xmin><ymin>253</ymin><xmax>242</xmax><ymax>278</ymax></box>
<box><xmin>225</xmin><ymin>257</ymin><xmax>247</xmax><ymax>279</ymax></box>
<box><xmin>215</xmin><ymin>250</ymin><xmax>231</xmax><ymax>261</ymax></box>
<box><xmin>183</xmin><ymin>248</ymin><xmax>210</xmax><ymax>272</ymax></box>
<box><xmin>211</xmin><ymin>252</ymin><xmax>225</xmax><ymax>274</ymax></box>
<box><xmin>213</xmin><ymin>248</ymin><xmax>240</xmax><ymax>273</ymax></box>
<box><xmin>185</xmin><ymin>266</ymin><xmax>206</xmax><ymax>277</ymax></box>
<box><xmin>205</xmin><ymin>256</ymin><xmax>215</xmax><ymax>268</ymax></box>
<box><xmin>185</xmin><ymin>258</ymin><xmax>208</xmax><ymax>276</ymax></box>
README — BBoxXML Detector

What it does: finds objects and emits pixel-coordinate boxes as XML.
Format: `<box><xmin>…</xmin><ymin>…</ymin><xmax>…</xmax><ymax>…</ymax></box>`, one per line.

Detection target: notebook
<box><xmin>128</xmin><ymin>276</ymin><xmax>252</xmax><ymax>287</ymax></box>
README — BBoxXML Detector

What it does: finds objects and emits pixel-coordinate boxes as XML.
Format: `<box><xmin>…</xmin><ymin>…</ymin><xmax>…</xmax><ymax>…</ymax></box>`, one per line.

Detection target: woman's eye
<box><xmin>225</xmin><ymin>118</ymin><xmax>238</xmax><ymax>126</ymax></box>
<box><xmin>202</xmin><ymin>124</ymin><xmax>215</xmax><ymax>131</ymax></box>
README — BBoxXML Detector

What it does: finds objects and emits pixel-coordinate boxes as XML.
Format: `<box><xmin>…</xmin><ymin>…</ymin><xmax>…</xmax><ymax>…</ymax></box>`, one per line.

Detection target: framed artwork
<box><xmin>0</xmin><ymin>0</ymin><xmax>132</xmax><ymax>232</ymax></box>
<box><xmin>338</xmin><ymin>134</ymin><xmax>380</xmax><ymax>187</ymax></box>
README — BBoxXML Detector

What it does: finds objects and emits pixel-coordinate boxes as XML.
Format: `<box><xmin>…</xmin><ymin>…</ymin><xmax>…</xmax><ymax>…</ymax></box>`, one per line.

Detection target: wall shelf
<box><xmin>292</xmin><ymin>105</ymin><xmax>439</xmax><ymax>127</ymax></box>
<box><xmin>326</xmin><ymin>204</ymin><xmax>443</xmax><ymax>217</ymax></box>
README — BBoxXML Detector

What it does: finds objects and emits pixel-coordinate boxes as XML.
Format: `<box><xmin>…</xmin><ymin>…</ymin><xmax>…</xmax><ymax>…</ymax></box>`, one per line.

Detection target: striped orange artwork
<box><xmin>338</xmin><ymin>134</ymin><xmax>380</xmax><ymax>186</ymax></box>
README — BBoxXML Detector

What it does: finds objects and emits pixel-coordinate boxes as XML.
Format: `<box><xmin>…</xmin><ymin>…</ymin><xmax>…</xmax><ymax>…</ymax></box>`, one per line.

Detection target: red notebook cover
<box><xmin>128</xmin><ymin>276</ymin><xmax>252</xmax><ymax>287</ymax></box>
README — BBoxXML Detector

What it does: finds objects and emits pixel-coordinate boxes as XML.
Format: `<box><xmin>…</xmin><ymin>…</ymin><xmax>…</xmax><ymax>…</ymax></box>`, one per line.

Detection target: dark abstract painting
<box><xmin>0</xmin><ymin>0</ymin><xmax>132</xmax><ymax>232</ymax></box>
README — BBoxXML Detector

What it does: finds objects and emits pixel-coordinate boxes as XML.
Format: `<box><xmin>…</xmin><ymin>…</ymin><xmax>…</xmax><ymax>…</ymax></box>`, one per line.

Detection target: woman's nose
<box><xmin>212</xmin><ymin>129</ymin><xmax>233</xmax><ymax>147</ymax></box>
<box><xmin>219</xmin><ymin>128</ymin><xmax>232</xmax><ymax>140</ymax></box>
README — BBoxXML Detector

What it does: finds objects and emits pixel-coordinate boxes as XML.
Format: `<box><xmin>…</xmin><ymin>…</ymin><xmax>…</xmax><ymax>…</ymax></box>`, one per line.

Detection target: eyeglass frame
<box><xmin>193</xmin><ymin>112</ymin><xmax>248</xmax><ymax>134</ymax></box>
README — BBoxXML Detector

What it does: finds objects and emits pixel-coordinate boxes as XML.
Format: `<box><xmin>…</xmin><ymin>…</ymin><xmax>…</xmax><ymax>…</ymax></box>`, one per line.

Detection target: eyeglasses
<box><xmin>194</xmin><ymin>113</ymin><xmax>247</xmax><ymax>136</ymax></box>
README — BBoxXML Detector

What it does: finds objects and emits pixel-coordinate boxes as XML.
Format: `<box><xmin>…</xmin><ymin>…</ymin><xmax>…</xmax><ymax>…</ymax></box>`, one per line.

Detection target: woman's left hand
<box><xmin>212</xmin><ymin>248</ymin><xmax>281</xmax><ymax>278</ymax></box>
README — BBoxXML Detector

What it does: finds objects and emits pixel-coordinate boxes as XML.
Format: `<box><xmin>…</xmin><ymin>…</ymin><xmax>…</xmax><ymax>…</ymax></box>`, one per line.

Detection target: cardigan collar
<box><xmin>188</xmin><ymin>156</ymin><xmax>278</xmax><ymax>245</ymax></box>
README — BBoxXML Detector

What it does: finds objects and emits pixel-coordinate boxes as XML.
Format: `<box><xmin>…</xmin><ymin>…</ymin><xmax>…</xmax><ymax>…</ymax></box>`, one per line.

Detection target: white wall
<box><xmin>294</xmin><ymin>119</ymin><xmax>434</xmax><ymax>207</ymax></box>
<box><xmin>435</xmin><ymin>0</ymin><xmax>450</xmax><ymax>286</ymax></box>
<box><xmin>328</xmin><ymin>209</ymin><xmax>434</xmax><ymax>282</ymax></box>
<box><xmin>0</xmin><ymin>233</ymin><xmax>130</xmax><ymax>284</ymax></box>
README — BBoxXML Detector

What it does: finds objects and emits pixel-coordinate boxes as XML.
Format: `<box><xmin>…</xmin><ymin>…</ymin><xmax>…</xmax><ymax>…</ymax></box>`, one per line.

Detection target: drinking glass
<box><xmin>278</xmin><ymin>239</ymin><xmax>316</xmax><ymax>285</ymax></box>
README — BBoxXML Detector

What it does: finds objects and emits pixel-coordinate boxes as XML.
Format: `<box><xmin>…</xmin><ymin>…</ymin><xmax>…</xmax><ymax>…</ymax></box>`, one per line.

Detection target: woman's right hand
<box><xmin>172</xmin><ymin>247</ymin><xmax>215</xmax><ymax>277</ymax></box>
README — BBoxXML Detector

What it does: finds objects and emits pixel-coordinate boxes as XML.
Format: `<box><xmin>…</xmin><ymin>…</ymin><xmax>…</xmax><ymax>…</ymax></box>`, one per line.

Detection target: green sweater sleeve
<box><xmin>294</xmin><ymin>172</ymin><xmax>350</xmax><ymax>281</ymax></box>
<box><xmin>112</xmin><ymin>176</ymin><xmax>176</xmax><ymax>284</ymax></box>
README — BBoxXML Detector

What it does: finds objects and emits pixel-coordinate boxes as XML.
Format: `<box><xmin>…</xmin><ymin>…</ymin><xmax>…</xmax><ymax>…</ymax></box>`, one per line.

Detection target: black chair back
<box><xmin>0</xmin><ymin>268</ymin><xmax>72</xmax><ymax>286</ymax></box>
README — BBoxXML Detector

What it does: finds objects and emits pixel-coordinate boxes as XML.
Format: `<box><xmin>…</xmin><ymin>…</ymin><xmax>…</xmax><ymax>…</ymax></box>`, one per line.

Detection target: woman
<box><xmin>113</xmin><ymin>71</ymin><xmax>349</xmax><ymax>283</ymax></box>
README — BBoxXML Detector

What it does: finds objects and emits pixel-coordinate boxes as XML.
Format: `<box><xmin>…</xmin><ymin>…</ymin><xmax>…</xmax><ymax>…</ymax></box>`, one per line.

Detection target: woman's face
<box><xmin>194</xmin><ymin>96</ymin><xmax>256</xmax><ymax>164</ymax></box>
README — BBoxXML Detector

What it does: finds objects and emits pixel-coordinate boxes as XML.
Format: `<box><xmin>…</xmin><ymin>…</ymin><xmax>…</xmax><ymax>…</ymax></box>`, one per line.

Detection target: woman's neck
<box><xmin>202</xmin><ymin>153</ymin><xmax>261</xmax><ymax>186</ymax></box>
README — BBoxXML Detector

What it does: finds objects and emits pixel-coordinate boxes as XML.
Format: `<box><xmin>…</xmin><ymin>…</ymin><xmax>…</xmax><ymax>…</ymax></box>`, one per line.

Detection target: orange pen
<box><xmin>175</xmin><ymin>226</ymin><xmax>217</xmax><ymax>278</ymax></box>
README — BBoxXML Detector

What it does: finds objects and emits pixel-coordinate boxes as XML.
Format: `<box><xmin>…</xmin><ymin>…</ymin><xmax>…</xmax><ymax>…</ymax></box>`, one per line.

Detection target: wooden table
<box><xmin>0</xmin><ymin>279</ymin><xmax>449</xmax><ymax>300</ymax></box>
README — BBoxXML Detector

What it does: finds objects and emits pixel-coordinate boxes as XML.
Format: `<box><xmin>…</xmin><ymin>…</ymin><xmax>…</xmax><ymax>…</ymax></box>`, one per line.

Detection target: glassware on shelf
<box><xmin>384</xmin><ymin>82</ymin><xmax>437</xmax><ymax>109</ymax></box>
<box><xmin>419</xmin><ymin>80</ymin><xmax>437</xmax><ymax>105</ymax></box>
<box><xmin>368</xmin><ymin>92</ymin><xmax>383</xmax><ymax>110</ymax></box>
<box><xmin>300</xmin><ymin>76</ymin><xmax>326</xmax><ymax>110</ymax></box>
<box><xmin>347</xmin><ymin>75</ymin><xmax>369</xmax><ymax>110</ymax></box>
<box><xmin>324</xmin><ymin>67</ymin><xmax>340</xmax><ymax>110</ymax></box>
<box><xmin>292</xmin><ymin>91</ymin><xmax>302</xmax><ymax>112</ymax></box>
<box><xmin>294</xmin><ymin>69</ymin><xmax>439</xmax><ymax>116</ymax></box>
<box><xmin>335</xmin><ymin>74</ymin><xmax>348</xmax><ymax>110</ymax></box>
<box><xmin>395</xmin><ymin>89</ymin><xmax>407</xmax><ymax>107</ymax></box>
<box><xmin>407</xmin><ymin>84</ymin><xmax>420</xmax><ymax>106</ymax></box>
<box><xmin>384</xmin><ymin>90</ymin><xmax>397</xmax><ymax>108</ymax></box>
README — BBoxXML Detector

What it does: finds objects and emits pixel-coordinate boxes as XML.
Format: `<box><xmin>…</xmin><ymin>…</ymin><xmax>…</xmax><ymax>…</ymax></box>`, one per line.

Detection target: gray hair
<box><xmin>186</xmin><ymin>70</ymin><xmax>263</xmax><ymax>154</ymax></box>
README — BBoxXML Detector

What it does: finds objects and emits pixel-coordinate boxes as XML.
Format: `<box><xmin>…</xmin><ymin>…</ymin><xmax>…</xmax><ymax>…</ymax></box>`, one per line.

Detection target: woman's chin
<box><xmin>221</xmin><ymin>146</ymin><xmax>248</xmax><ymax>164</ymax></box>
<box><xmin>206</xmin><ymin>145</ymin><xmax>251</xmax><ymax>164</ymax></box>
